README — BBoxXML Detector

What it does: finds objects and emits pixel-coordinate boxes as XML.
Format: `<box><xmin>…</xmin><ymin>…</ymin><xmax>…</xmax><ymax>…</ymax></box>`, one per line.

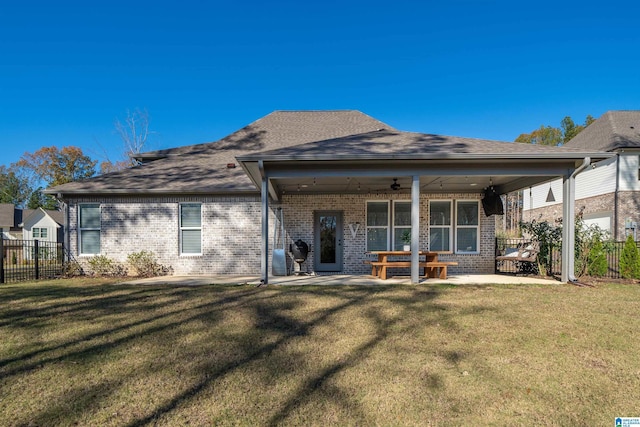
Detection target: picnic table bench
<box><xmin>365</xmin><ymin>251</ymin><xmax>458</xmax><ymax>280</ymax></box>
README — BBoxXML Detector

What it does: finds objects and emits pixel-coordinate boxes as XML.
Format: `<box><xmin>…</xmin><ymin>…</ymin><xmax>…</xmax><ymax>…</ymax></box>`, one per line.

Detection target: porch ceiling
<box><xmin>275</xmin><ymin>174</ymin><xmax>528</xmax><ymax>195</ymax></box>
<box><xmin>240</xmin><ymin>157</ymin><xmax>601</xmax><ymax>199</ymax></box>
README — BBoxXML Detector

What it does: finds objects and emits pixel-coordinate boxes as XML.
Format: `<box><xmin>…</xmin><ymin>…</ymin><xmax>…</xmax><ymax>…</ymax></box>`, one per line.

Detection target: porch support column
<box><xmin>561</xmin><ymin>157</ymin><xmax>590</xmax><ymax>283</ymax></box>
<box><xmin>561</xmin><ymin>173</ymin><xmax>574</xmax><ymax>283</ymax></box>
<box><xmin>259</xmin><ymin>160</ymin><xmax>269</xmax><ymax>285</ymax></box>
<box><xmin>411</xmin><ymin>175</ymin><xmax>420</xmax><ymax>284</ymax></box>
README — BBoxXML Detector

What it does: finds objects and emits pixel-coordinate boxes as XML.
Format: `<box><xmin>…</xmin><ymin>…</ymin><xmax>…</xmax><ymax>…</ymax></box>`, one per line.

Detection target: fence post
<box><xmin>1</xmin><ymin>237</ymin><xmax>4</xmax><ymax>284</ymax></box>
<box><xmin>494</xmin><ymin>237</ymin><xmax>498</xmax><ymax>273</ymax></box>
<box><xmin>34</xmin><ymin>239</ymin><xmax>39</xmax><ymax>280</ymax></box>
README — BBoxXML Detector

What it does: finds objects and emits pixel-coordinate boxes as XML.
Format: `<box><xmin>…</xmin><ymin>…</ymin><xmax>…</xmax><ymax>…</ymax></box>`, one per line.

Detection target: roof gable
<box><xmin>564</xmin><ymin>111</ymin><xmax>640</xmax><ymax>152</ymax></box>
<box><xmin>136</xmin><ymin>110</ymin><xmax>393</xmax><ymax>161</ymax></box>
<box><xmin>20</xmin><ymin>208</ymin><xmax>63</xmax><ymax>229</ymax></box>
<box><xmin>47</xmin><ymin>111</ymin><xmax>394</xmax><ymax>195</ymax></box>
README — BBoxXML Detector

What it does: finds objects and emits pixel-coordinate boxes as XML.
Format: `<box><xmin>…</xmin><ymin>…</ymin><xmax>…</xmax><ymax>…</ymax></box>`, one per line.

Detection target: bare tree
<box><xmin>114</xmin><ymin>108</ymin><xmax>153</xmax><ymax>167</ymax></box>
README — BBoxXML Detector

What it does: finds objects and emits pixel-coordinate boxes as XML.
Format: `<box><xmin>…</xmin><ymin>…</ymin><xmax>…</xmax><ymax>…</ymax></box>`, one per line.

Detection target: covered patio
<box><xmin>238</xmin><ymin>129</ymin><xmax>611</xmax><ymax>284</ymax></box>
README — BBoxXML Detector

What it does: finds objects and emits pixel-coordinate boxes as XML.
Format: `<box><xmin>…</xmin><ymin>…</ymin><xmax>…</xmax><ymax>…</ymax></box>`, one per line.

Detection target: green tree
<box><xmin>27</xmin><ymin>187</ymin><xmax>57</xmax><ymax>210</ymax></box>
<box><xmin>0</xmin><ymin>165</ymin><xmax>32</xmax><ymax>207</ymax></box>
<box><xmin>619</xmin><ymin>234</ymin><xmax>640</xmax><ymax>279</ymax></box>
<box><xmin>516</xmin><ymin>114</ymin><xmax>595</xmax><ymax>146</ymax></box>
<box><xmin>561</xmin><ymin>115</ymin><xmax>596</xmax><ymax>144</ymax></box>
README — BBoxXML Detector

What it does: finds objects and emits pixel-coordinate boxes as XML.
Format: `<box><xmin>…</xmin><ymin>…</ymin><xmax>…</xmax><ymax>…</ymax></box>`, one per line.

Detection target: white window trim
<box><xmin>366</xmin><ymin>200</ymin><xmax>390</xmax><ymax>251</ymax></box>
<box><xmin>179</xmin><ymin>203</ymin><xmax>202</xmax><ymax>256</ymax></box>
<box><xmin>429</xmin><ymin>199</ymin><xmax>453</xmax><ymax>252</ymax></box>
<box><xmin>33</xmin><ymin>227</ymin><xmax>48</xmax><ymax>239</ymax></box>
<box><xmin>455</xmin><ymin>199</ymin><xmax>480</xmax><ymax>254</ymax></box>
<box><xmin>78</xmin><ymin>203</ymin><xmax>101</xmax><ymax>256</ymax></box>
<box><xmin>392</xmin><ymin>200</ymin><xmax>412</xmax><ymax>250</ymax></box>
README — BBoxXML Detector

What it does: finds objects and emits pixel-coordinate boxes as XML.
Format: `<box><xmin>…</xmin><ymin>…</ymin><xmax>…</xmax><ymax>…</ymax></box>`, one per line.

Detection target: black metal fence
<box><xmin>1</xmin><ymin>239</ymin><xmax>65</xmax><ymax>284</ymax></box>
<box><xmin>496</xmin><ymin>237</ymin><xmax>639</xmax><ymax>279</ymax></box>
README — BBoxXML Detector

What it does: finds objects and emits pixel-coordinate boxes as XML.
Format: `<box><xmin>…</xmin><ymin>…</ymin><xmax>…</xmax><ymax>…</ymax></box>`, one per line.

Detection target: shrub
<box><xmin>519</xmin><ymin>219</ymin><xmax>562</xmax><ymax>275</ymax></box>
<box><xmin>577</xmin><ymin>220</ymin><xmax>611</xmax><ymax>278</ymax></box>
<box><xmin>63</xmin><ymin>260</ymin><xmax>84</xmax><ymax>277</ymax></box>
<box><xmin>126</xmin><ymin>250</ymin><xmax>170</xmax><ymax>277</ymax></box>
<box><xmin>587</xmin><ymin>236</ymin><xmax>608</xmax><ymax>277</ymax></box>
<box><xmin>87</xmin><ymin>255</ymin><xmax>127</xmax><ymax>277</ymax></box>
<box><xmin>619</xmin><ymin>235</ymin><xmax>640</xmax><ymax>279</ymax></box>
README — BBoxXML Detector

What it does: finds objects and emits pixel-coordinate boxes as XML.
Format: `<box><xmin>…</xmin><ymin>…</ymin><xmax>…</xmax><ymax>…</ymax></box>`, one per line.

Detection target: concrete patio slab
<box><xmin>120</xmin><ymin>273</ymin><xmax>561</xmax><ymax>286</ymax></box>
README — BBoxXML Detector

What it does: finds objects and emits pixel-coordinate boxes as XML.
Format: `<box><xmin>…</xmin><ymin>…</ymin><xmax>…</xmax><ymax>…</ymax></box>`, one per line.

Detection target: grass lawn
<box><xmin>0</xmin><ymin>278</ymin><xmax>639</xmax><ymax>426</ymax></box>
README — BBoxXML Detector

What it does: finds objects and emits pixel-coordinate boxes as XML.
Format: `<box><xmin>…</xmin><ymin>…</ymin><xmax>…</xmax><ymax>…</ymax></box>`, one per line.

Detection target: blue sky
<box><xmin>1</xmin><ymin>0</ymin><xmax>639</xmax><ymax>168</ymax></box>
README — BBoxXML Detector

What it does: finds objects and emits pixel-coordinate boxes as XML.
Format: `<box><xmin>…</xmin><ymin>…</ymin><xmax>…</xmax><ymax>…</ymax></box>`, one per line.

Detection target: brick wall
<box><xmin>526</xmin><ymin>191</ymin><xmax>640</xmax><ymax>240</ymax></box>
<box><xmin>281</xmin><ymin>192</ymin><xmax>496</xmax><ymax>275</ymax></box>
<box><xmin>66</xmin><ymin>192</ymin><xmax>496</xmax><ymax>276</ymax></box>
<box><xmin>67</xmin><ymin>195</ymin><xmax>268</xmax><ymax>275</ymax></box>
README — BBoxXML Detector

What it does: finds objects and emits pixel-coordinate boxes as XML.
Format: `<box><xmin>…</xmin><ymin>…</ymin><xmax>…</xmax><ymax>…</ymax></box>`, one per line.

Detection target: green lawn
<box><xmin>0</xmin><ymin>278</ymin><xmax>638</xmax><ymax>426</ymax></box>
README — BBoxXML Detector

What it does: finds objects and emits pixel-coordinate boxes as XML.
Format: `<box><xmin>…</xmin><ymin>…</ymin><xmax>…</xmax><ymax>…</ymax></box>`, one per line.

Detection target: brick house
<box><xmin>45</xmin><ymin>111</ymin><xmax>609</xmax><ymax>283</ymax></box>
<box><xmin>523</xmin><ymin>111</ymin><xmax>640</xmax><ymax>240</ymax></box>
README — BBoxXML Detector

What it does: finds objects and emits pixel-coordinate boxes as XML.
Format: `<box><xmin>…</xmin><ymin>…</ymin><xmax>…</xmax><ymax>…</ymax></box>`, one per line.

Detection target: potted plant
<box><xmin>401</xmin><ymin>230</ymin><xmax>411</xmax><ymax>251</ymax></box>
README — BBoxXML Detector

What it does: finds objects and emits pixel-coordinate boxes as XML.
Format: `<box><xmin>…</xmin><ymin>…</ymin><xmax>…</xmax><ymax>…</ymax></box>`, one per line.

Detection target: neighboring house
<box><xmin>0</xmin><ymin>204</ymin><xmax>64</xmax><ymax>241</ymax></box>
<box><xmin>45</xmin><ymin>110</ymin><xmax>610</xmax><ymax>283</ymax></box>
<box><xmin>0</xmin><ymin>203</ymin><xmax>17</xmax><ymax>240</ymax></box>
<box><xmin>1</xmin><ymin>204</ymin><xmax>64</xmax><ymax>264</ymax></box>
<box><xmin>523</xmin><ymin>111</ymin><xmax>640</xmax><ymax>240</ymax></box>
<box><xmin>20</xmin><ymin>208</ymin><xmax>65</xmax><ymax>244</ymax></box>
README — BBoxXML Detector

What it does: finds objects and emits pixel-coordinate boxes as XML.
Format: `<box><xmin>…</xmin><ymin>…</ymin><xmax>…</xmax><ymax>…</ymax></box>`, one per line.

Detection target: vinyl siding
<box><xmin>523</xmin><ymin>156</ymin><xmax>617</xmax><ymax>210</ymax></box>
<box><xmin>618</xmin><ymin>153</ymin><xmax>640</xmax><ymax>192</ymax></box>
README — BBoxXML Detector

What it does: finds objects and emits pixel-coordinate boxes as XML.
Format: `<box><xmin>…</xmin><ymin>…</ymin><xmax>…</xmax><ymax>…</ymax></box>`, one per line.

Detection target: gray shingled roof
<box><xmin>47</xmin><ymin>110</ymin><xmax>392</xmax><ymax>195</ymax></box>
<box><xmin>1</xmin><ymin>205</ymin><xmax>64</xmax><ymax>229</ymax></box>
<box><xmin>0</xmin><ymin>203</ymin><xmax>14</xmax><ymax>227</ymax></box>
<box><xmin>239</xmin><ymin>129</ymin><xmax>598</xmax><ymax>161</ymax></box>
<box><xmin>46</xmin><ymin>110</ymin><xmax>612</xmax><ymax>196</ymax></box>
<box><xmin>47</xmin><ymin>209</ymin><xmax>64</xmax><ymax>225</ymax></box>
<box><xmin>20</xmin><ymin>208</ymin><xmax>64</xmax><ymax>226</ymax></box>
<box><xmin>135</xmin><ymin>110</ymin><xmax>392</xmax><ymax>161</ymax></box>
<box><xmin>564</xmin><ymin>111</ymin><xmax>640</xmax><ymax>152</ymax></box>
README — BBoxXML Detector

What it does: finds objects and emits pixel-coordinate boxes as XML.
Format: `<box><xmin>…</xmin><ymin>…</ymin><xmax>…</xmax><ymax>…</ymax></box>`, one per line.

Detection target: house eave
<box><xmin>43</xmin><ymin>188</ymin><xmax>260</xmax><ymax>199</ymax></box>
<box><xmin>237</xmin><ymin>151</ymin><xmax>613</xmax><ymax>163</ymax></box>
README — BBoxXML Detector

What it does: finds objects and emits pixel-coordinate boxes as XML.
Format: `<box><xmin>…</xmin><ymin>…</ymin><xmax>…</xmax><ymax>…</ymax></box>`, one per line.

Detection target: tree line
<box><xmin>515</xmin><ymin>115</ymin><xmax>595</xmax><ymax>146</ymax></box>
<box><xmin>0</xmin><ymin>109</ymin><xmax>151</xmax><ymax>210</ymax></box>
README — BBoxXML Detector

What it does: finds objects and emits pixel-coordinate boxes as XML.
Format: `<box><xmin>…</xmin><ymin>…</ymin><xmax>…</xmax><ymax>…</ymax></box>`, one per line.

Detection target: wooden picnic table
<box><xmin>366</xmin><ymin>251</ymin><xmax>458</xmax><ymax>280</ymax></box>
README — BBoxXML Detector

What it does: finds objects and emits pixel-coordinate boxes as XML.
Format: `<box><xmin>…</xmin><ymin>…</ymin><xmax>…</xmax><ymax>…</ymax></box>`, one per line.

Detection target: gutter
<box><xmin>571</xmin><ymin>156</ymin><xmax>591</xmax><ymax>180</ymax></box>
<box><xmin>237</xmin><ymin>151</ymin><xmax>613</xmax><ymax>163</ymax></box>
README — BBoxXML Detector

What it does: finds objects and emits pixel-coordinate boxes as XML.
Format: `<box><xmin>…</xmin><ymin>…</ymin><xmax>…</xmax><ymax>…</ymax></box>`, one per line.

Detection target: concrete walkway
<box><xmin>120</xmin><ymin>273</ymin><xmax>561</xmax><ymax>286</ymax></box>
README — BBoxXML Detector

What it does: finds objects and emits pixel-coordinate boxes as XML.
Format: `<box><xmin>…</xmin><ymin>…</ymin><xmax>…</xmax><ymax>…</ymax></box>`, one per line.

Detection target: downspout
<box><xmin>63</xmin><ymin>197</ymin><xmax>70</xmax><ymax>262</ymax></box>
<box><xmin>614</xmin><ymin>153</ymin><xmax>620</xmax><ymax>240</ymax></box>
<box><xmin>571</xmin><ymin>157</ymin><xmax>591</xmax><ymax>185</ymax></box>
<box><xmin>259</xmin><ymin>160</ymin><xmax>269</xmax><ymax>285</ymax></box>
<box><xmin>563</xmin><ymin>157</ymin><xmax>591</xmax><ymax>283</ymax></box>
